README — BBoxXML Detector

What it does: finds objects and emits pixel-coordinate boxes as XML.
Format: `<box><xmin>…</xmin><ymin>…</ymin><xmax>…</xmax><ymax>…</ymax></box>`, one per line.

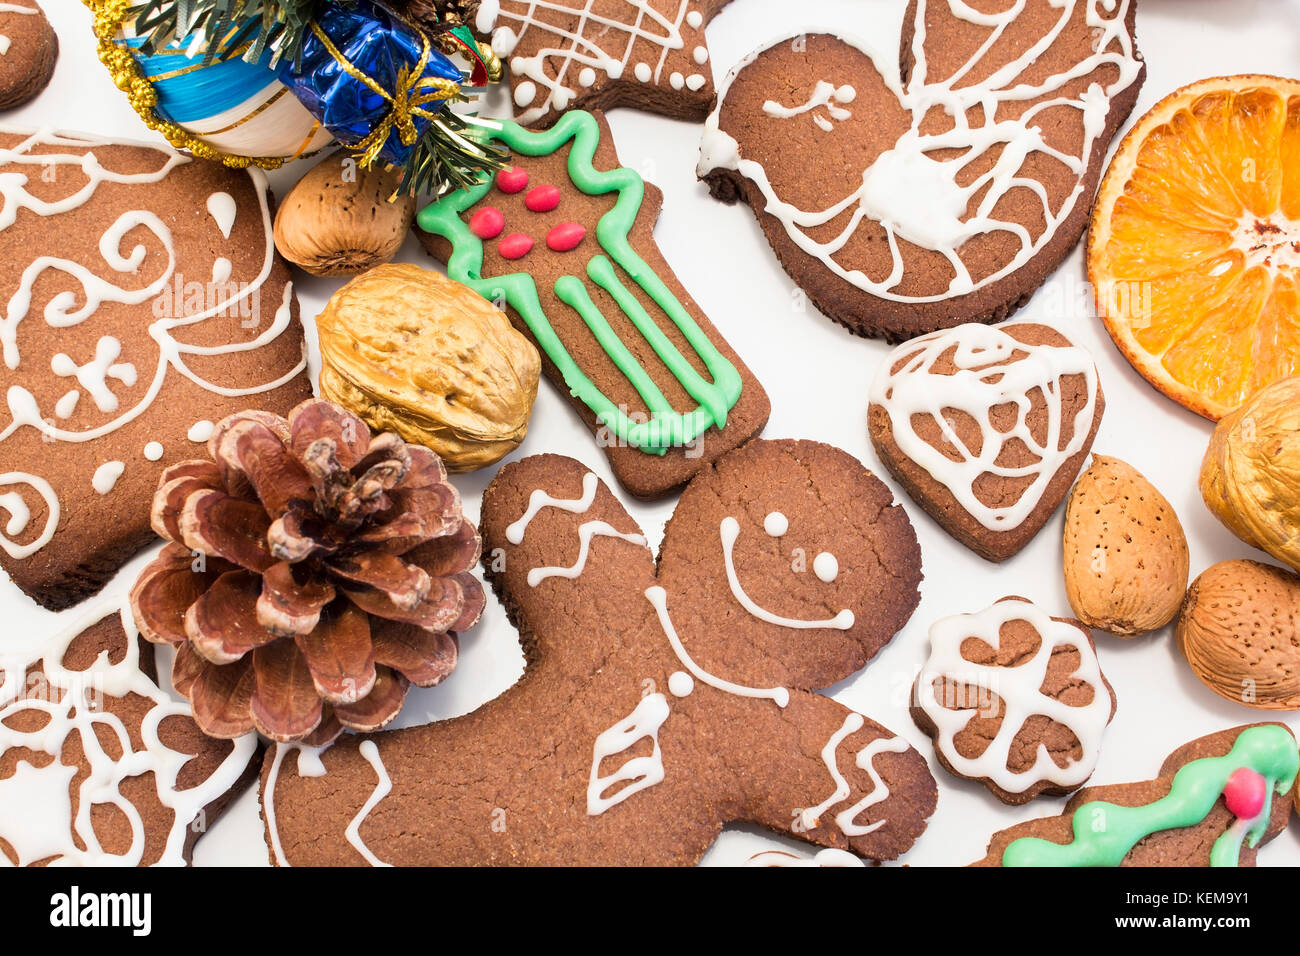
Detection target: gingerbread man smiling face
<box><xmin>261</xmin><ymin>439</ymin><xmax>935</xmax><ymax>865</ymax></box>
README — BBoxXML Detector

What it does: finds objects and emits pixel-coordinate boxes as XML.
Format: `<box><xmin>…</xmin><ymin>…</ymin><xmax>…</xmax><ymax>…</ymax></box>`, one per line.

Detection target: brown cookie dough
<box><xmin>974</xmin><ymin>724</ymin><xmax>1298</xmax><ymax>867</ymax></box>
<box><xmin>417</xmin><ymin>110</ymin><xmax>769</xmax><ymax>500</ymax></box>
<box><xmin>0</xmin><ymin>608</ymin><xmax>260</xmax><ymax>865</ymax></box>
<box><xmin>912</xmin><ymin>596</ymin><xmax>1117</xmax><ymax>805</ymax></box>
<box><xmin>0</xmin><ymin>1</ymin><xmax>56</xmax><ymax>111</ymax></box>
<box><xmin>261</xmin><ymin>439</ymin><xmax>936</xmax><ymax>865</ymax></box>
<box><xmin>699</xmin><ymin>0</ymin><xmax>1145</xmax><ymax>341</ymax></box>
<box><xmin>0</xmin><ymin>130</ymin><xmax>312</xmax><ymax>609</ymax></box>
<box><xmin>868</xmin><ymin>322</ymin><xmax>1103</xmax><ymax>562</ymax></box>
<box><xmin>478</xmin><ymin>0</ymin><xmax>729</xmax><ymax>128</ymax></box>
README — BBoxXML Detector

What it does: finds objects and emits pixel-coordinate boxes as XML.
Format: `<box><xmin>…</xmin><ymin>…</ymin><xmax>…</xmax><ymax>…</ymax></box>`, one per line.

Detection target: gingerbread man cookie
<box><xmin>0</xmin><ymin>128</ymin><xmax>311</xmax><ymax>609</ymax></box>
<box><xmin>261</xmin><ymin>439</ymin><xmax>937</xmax><ymax>865</ymax></box>
<box><xmin>699</xmin><ymin>0</ymin><xmax>1145</xmax><ymax>341</ymax></box>
<box><xmin>418</xmin><ymin>110</ymin><xmax>769</xmax><ymax>499</ymax></box>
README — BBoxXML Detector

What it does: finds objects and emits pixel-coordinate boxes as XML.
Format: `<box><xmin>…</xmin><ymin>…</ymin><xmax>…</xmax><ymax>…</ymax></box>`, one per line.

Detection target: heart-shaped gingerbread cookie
<box><xmin>698</xmin><ymin>0</ymin><xmax>1145</xmax><ymax>341</ymax></box>
<box><xmin>868</xmin><ymin>322</ymin><xmax>1103</xmax><ymax>561</ymax></box>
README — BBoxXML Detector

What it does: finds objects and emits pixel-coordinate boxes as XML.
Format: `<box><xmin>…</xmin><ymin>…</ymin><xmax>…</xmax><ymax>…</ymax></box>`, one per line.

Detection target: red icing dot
<box><xmin>1224</xmin><ymin>767</ymin><xmax>1267</xmax><ymax>819</ymax></box>
<box><xmin>525</xmin><ymin>184</ymin><xmax>561</xmax><ymax>213</ymax></box>
<box><xmin>469</xmin><ymin>206</ymin><xmax>505</xmax><ymax>240</ymax></box>
<box><xmin>546</xmin><ymin>221</ymin><xmax>586</xmax><ymax>252</ymax></box>
<box><xmin>498</xmin><ymin>232</ymin><xmax>535</xmax><ymax>260</ymax></box>
<box><xmin>496</xmin><ymin>166</ymin><xmax>529</xmax><ymax>194</ymax></box>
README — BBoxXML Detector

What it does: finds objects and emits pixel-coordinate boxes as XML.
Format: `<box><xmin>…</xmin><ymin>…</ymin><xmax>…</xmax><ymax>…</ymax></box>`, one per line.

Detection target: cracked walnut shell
<box><xmin>1200</xmin><ymin>375</ymin><xmax>1300</xmax><ymax>574</ymax></box>
<box><xmin>317</xmin><ymin>264</ymin><xmax>540</xmax><ymax>471</ymax></box>
<box><xmin>1176</xmin><ymin>560</ymin><xmax>1300</xmax><ymax>711</ymax></box>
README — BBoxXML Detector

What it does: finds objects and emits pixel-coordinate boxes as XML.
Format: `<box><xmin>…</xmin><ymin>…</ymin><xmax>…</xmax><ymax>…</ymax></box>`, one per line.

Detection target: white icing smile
<box><xmin>720</xmin><ymin>517</ymin><xmax>854</xmax><ymax>630</ymax></box>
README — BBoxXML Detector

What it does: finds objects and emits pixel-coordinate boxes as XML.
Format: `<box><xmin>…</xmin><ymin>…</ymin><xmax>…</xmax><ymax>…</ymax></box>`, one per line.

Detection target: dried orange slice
<box><xmin>1088</xmin><ymin>75</ymin><xmax>1300</xmax><ymax>420</ymax></box>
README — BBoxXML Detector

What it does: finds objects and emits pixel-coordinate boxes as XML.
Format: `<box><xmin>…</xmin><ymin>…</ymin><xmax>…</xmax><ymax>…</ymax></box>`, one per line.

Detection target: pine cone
<box><xmin>129</xmin><ymin>399</ymin><xmax>485</xmax><ymax>744</ymax></box>
<box><xmin>401</xmin><ymin>0</ymin><xmax>480</xmax><ymax>30</ymax></box>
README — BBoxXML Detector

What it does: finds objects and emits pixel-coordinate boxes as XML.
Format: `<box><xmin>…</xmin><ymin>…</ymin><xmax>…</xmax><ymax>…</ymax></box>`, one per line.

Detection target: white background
<box><xmin>9</xmin><ymin>0</ymin><xmax>1300</xmax><ymax>866</ymax></box>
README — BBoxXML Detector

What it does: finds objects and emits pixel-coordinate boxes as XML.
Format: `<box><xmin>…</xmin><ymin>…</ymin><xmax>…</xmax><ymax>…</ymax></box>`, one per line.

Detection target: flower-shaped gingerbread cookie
<box><xmin>261</xmin><ymin>438</ymin><xmax>937</xmax><ymax>865</ymax></box>
<box><xmin>912</xmin><ymin>596</ymin><xmax>1117</xmax><ymax>805</ymax></box>
<box><xmin>0</xmin><ymin>603</ymin><xmax>257</xmax><ymax>865</ymax></box>
<box><xmin>699</xmin><ymin>0</ymin><xmax>1145</xmax><ymax>341</ymax></box>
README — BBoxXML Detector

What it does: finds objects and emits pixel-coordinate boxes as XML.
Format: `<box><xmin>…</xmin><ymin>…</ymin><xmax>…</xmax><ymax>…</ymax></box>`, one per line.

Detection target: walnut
<box><xmin>316</xmin><ymin>264</ymin><xmax>541</xmax><ymax>471</ymax></box>
<box><xmin>273</xmin><ymin>154</ymin><xmax>414</xmax><ymax>277</ymax></box>
<box><xmin>1200</xmin><ymin>375</ymin><xmax>1300</xmax><ymax>573</ymax></box>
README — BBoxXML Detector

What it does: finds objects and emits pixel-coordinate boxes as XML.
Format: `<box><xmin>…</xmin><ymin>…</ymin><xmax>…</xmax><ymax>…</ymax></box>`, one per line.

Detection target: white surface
<box><xmin>7</xmin><ymin>0</ymin><xmax>1299</xmax><ymax>867</ymax></box>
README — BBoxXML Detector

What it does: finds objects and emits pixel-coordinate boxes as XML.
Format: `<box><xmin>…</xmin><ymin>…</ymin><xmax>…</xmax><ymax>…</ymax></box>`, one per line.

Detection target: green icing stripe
<box><xmin>416</xmin><ymin>111</ymin><xmax>743</xmax><ymax>455</ymax></box>
<box><xmin>1002</xmin><ymin>725</ymin><xmax>1299</xmax><ymax>867</ymax></box>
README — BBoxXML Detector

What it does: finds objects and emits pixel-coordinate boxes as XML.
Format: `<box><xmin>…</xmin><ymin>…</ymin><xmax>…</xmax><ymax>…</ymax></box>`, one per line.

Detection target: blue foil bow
<box><xmin>276</xmin><ymin>0</ymin><xmax>464</xmax><ymax>166</ymax></box>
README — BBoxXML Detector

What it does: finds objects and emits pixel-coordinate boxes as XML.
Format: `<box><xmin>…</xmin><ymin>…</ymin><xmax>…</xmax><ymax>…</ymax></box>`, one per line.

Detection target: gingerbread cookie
<box><xmin>698</xmin><ymin>0</ymin><xmax>1145</xmax><ymax>341</ymax></box>
<box><xmin>0</xmin><ymin>1</ymin><xmax>56</xmax><ymax>111</ymax></box>
<box><xmin>974</xmin><ymin>723</ymin><xmax>1298</xmax><ymax>867</ymax></box>
<box><xmin>261</xmin><ymin>439</ymin><xmax>936</xmax><ymax>865</ymax></box>
<box><xmin>0</xmin><ymin>128</ymin><xmax>311</xmax><ymax>609</ymax></box>
<box><xmin>912</xmin><ymin>596</ymin><xmax>1117</xmax><ymax>805</ymax></box>
<box><xmin>868</xmin><ymin>323</ymin><xmax>1103</xmax><ymax>562</ymax></box>
<box><xmin>477</xmin><ymin>0</ymin><xmax>723</xmax><ymax>128</ymax></box>
<box><xmin>0</xmin><ymin>599</ymin><xmax>259</xmax><ymax>865</ymax></box>
<box><xmin>417</xmin><ymin>109</ymin><xmax>769</xmax><ymax>499</ymax></box>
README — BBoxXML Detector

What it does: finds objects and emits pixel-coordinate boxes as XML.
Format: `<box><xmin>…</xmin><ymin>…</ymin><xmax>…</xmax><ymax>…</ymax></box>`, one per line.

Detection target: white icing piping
<box><xmin>869</xmin><ymin>323</ymin><xmax>1098</xmax><ymax>531</ymax></box>
<box><xmin>483</xmin><ymin>0</ymin><xmax>708</xmax><ymax>125</ymax></box>
<box><xmin>800</xmin><ymin>713</ymin><xmax>863</xmax><ymax>830</ymax></box>
<box><xmin>801</xmin><ymin>716</ymin><xmax>910</xmax><ymax>837</ymax></box>
<box><xmin>0</xmin><ymin>592</ymin><xmax>258</xmax><ymax>866</ymax></box>
<box><xmin>763</xmin><ymin>80</ymin><xmax>855</xmax><ymax>132</ymax></box>
<box><xmin>645</xmin><ymin>585</ymin><xmax>790</xmax><ymax>708</ymax></box>
<box><xmin>721</xmin><ymin>517</ymin><xmax>854</xmax><ymax>629</ymax></box>
<box><xmin>698</xmin><ymin>0</ymin><xmax>1142</xmax><ymax>302</ymax></box>
<box><xmin>527</xmin><ymin>520</ymin><xmax>647</xmax><ymax>586</ymax></box>
<box><xmin>914</xmin><ymin>598</ymin><xmax>1112</xmax><ymax>792</ymax></box>
<box><xmin>345</xmin><ymin>740</ymin><xmax>393</xmax><ymax>866</ymax></box>
<box><xmin>0</xmin><ymin>128</ymin><xmax>306</xmax><ymax>556</ymax></box>
<box><xmin>263</xmin><ymin>740</ymin><xmax>332</xmax><ymax>867</ymax></box>
<box><xmin>506</xmin><ymin>471</ymin><xmax>599</xmax><ymax>544</ymax></box>
<box><xmin>836</xmin><ymin>735</ymin><xmax>910</xmax><ymax>836</ymax></box>
<box><xmin>586</xmin><ymin>692</ymin><xmax>669</xmax><ymax>815</ymax></box>
<box><xmin>745</xmin><ymin>847</ymin><xmax>865</xmax><ymax>867</ymax></box>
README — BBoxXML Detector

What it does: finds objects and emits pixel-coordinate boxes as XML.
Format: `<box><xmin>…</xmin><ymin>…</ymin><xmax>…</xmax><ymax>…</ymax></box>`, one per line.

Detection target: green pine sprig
<box><xmin>129</xmin><ymin>0</ymin><xmax>321</xmax><ymax>68</ymax></box>
<box><xmin>125</xmin><ymin>0</ymin><xmax>506</xmax><ymax>195</ymax></box>
<box><xmin>395</xmin><ymin>109</ymin><xmax>508</xmax><ymax>197</ymax></box>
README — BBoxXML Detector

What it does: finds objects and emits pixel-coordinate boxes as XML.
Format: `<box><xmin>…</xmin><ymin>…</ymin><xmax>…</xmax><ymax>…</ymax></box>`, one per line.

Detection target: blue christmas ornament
<box><xmin>277</xmin><ymin>0</ymin><xmax>465</xmax><ymax>166</ymax></box>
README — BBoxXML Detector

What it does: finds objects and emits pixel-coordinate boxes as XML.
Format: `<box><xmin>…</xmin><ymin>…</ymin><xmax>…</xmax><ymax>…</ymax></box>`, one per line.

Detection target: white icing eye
<box><xmin>814</xmin><ymin>552</ymin><xmax>839</xmax><ymax>583</ymax></box>
<box><xmin>764</xmin><ymin>511</ymin><xmax>788</xmax><ymax>537</ymax></box>
<box><xmin>668</xmin><ymin>671</ymin><xmax>694</xmax><ymax>698</ymax></box>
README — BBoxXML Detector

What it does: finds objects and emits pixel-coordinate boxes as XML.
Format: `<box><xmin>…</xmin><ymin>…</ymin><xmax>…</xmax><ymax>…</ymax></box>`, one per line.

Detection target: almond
<box><xmin>1176</xmin><ymin>560</ymin><xmax>1300</xmax><ymax>711</ymax></box>
<box><xmin>1062</xmin><ymin>455</ymin><xmax>1188</xmax><ymax>636</ymax></box>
